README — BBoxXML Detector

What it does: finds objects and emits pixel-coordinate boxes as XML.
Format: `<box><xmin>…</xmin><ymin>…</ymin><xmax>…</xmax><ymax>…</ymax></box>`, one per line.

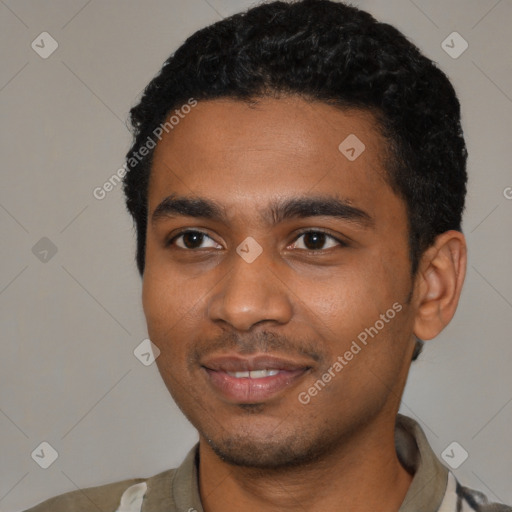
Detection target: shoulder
<box><xmin>455</xmin><ymin>480</ymin><xmax>512</xmax><ymax>512</ymax></box>
<box><xmin>23</xmin><ymin>468</ymin><xmax>177</xmax><ymax>512</ymax></box>
<box><xmin>439</xmin><ymin>472</ymin><xmax>512</xmax><ymax>512</ymax></box>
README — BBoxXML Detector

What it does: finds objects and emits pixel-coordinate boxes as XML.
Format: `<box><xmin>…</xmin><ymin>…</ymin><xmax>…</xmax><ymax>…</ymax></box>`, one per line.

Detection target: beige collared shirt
<box><xmin>24</xmin><ymin>415</ymin><xmax>510</xmax><ymax>511</ymax></box>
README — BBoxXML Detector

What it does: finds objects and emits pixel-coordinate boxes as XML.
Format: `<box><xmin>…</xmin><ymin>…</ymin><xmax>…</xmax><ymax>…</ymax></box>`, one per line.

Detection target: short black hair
<box><xmin>124</xmin><ymin>0</ymin><xmax>467</xmax><ymax>282</ymax></box>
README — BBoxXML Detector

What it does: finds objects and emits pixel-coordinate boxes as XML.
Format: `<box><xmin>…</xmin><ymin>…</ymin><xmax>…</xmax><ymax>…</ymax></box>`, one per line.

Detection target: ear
<box><xmin>413</xmin><ymin>230</ymin><xmax>467</xmax><ymax>340</ymax></box>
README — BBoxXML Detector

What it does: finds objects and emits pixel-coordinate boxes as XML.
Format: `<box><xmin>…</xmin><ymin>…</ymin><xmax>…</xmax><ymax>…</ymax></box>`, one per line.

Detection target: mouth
<box><xmin>201</xmin><ymin>354</ymin><xmax>312</xmax><ymax>404</ymax></box>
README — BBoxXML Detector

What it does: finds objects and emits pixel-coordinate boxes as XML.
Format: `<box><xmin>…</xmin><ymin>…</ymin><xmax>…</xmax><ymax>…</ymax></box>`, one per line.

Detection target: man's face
<box><xmin>143</xmin><ymin>96</ymin><xmax>418</xmax><ymax>468</ymax></box>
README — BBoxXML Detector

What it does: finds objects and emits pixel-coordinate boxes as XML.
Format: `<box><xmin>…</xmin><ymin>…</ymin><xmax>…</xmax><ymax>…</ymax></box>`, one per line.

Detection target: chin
<box><xmin>204</xmin><ymin>430</ymin><xmax>334</xmax><ymax>470</ymax></box>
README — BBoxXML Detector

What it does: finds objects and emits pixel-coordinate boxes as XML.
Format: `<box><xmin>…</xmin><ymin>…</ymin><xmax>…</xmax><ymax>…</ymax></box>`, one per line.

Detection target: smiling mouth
<box><xmin>201</xmin><ymin>354</ymin><xmax>312</xmax><ymax>403</ymax></box>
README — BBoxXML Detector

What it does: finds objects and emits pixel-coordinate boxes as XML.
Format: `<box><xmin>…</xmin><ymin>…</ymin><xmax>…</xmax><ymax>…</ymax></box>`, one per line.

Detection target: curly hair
<box><xmin>123</xmin><ymin>0</ymin><xmax>467</xmax><ymax>286</ymax></box>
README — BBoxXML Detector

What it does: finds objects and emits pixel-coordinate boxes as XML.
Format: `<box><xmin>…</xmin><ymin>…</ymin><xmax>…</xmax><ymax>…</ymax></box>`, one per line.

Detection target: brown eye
<box><xmin>167</xmin><ymin>230</ymin><xmax>221</xmax><ymax>250</ymax></box>
<box><xmin>290</xmin><ymin>230</ymin><xmax>345</xmax><ymax>251</ymax></box>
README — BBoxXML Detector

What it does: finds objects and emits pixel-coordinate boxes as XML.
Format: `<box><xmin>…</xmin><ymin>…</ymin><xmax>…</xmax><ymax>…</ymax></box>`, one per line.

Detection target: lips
<box><xmin>201</xmin><ymin>354</ymin><xmax>312</xmax><ymax>403</ymax></box>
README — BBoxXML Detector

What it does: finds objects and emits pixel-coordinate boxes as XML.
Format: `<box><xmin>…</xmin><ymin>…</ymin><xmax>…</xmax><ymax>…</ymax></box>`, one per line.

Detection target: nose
<box><xmin>207</xmin><ymin>247</ymin><xmax>293</xmax><ymax>331</ymax></box>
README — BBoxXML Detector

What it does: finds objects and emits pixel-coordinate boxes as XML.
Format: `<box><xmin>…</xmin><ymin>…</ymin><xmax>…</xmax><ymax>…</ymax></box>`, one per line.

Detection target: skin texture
<box><xmin>142</xmin><ymin>96</ymin><xmax>467</xmax><ymax>512</ymax></box>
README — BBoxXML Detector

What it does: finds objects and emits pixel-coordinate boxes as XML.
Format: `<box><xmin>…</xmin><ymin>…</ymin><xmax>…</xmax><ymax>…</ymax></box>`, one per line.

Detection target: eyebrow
<box><xmin>151</xmin><ymin>193</ymin><xmax>373</xmax><ymax>228</ymax></box>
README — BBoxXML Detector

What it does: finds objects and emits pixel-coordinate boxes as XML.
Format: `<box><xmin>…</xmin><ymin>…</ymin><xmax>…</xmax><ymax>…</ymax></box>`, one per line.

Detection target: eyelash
<box><xmin>165</xmin><ymin>229</ymin><xmax>348</xmax><ymax>251</ymax></box>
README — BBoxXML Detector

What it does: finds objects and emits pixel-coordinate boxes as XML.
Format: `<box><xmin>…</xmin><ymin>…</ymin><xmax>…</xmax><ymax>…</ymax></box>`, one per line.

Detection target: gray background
<box><xmin>1</xmin><ymin>0</ymin><xmax>511</xmax><ymax>510</ymax></box>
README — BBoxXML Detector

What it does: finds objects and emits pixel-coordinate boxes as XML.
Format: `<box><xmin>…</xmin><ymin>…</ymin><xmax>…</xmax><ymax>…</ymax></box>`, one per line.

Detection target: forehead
<box><xmin>148</xmin><ymin>96</ymin><xmax>401</xmax><ymax>225</ymax></box>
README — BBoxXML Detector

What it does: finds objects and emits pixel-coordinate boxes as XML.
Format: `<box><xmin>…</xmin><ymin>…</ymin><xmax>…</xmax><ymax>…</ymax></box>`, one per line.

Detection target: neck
<box><xmin>198</xmin><ymin>414</ymin><xmax>413</xmax><ymax>512</ymax></box>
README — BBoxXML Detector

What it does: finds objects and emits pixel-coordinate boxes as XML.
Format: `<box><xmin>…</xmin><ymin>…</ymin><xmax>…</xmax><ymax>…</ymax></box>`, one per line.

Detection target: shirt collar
<box><xmin>396</xmin><ymin>414</ymin><xmax>449</xmax><ymax>512</ymax></box>
<box><xmin>145</xmin><ymin>414</ymin><xmax>448</xmax><ymax>511</ymax></box>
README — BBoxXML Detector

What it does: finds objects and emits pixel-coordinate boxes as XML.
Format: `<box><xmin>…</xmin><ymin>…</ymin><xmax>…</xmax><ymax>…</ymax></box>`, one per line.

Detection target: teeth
<box><xmin>228</xmin><ymin>371</ymin><xmax>250</xmax><ymax>378</ymax></box>
<box><xmin>226</xmin><ymin>369</ymin><xmax>280</xmax><ymax>379</ymax></box>
<box><xmin>250</xmin><ymin>369</ymin><xmax>280</xmax><ymax>378</ymax></box>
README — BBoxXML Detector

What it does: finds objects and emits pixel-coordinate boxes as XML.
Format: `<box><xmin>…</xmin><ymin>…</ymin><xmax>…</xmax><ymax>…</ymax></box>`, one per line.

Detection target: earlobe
<box><xmin>413</xmin><ymin>231</ymin><xmax>467</xmax><ymax>341</ymax></box>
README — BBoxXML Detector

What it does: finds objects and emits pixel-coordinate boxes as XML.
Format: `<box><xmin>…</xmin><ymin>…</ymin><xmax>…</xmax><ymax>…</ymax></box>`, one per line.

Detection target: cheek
<box><xmin>142</xmin><ymin>269</ymin><xmax>169</xmax><ymax>330</ymax></box>
<box><xmin>310</xmin><ymin>264</ymin><xmax>391</xmax><ymax>323</ymax></box>
<box><xmin>303</xmin><ymin>257</ymin><xmax>411</xmax><ymax>361</ymax></box>
<box><xmin>142</xmin><ymin>271</ymin><xmax>192</xmax><ymax>384</ymax></box>
<box><xmin>142</xmin><ymin>265</ymin><xmax>193</xmax><ymax>340</ymax></box>
<box><xmin>143</xmin><ymin>236</ymin><xmax>196</xmax><ymax>320</ymax></box>
<box><xmin>142</xmin><ymin>260</ymin><xmax>212</xmax><ymax>371</ymax></box>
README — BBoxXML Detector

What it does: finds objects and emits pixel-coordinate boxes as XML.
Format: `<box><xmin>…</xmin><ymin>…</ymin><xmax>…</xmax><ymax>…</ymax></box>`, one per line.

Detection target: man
<box><xmin>25</xmin><ymin>0</ymin><xmax>510</xmax><ymax>511</ymax></box>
